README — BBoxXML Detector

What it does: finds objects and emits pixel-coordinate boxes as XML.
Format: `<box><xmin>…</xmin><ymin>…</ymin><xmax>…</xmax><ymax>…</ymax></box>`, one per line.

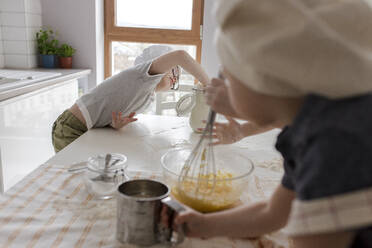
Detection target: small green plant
<box><xmin>36</xmin><ymin>28</ymin><xmax>59</xmax><ymax>55</ymax></box>
<box><xmin>58</xmin><ymin>44</ymin><xmax>76</xmax><ymax>57</ymax></box>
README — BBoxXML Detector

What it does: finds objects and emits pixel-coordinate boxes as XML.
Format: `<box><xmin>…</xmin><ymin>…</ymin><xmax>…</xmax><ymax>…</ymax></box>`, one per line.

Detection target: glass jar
<box><xmin>175</xmin><ymin>83</ymin><xmax>209</xmax><ymax>133</ymax></box>
<box><xmin>84</xmin><ymin>153</ymin><xmax>128</xmax><ymax>199</ymax></box>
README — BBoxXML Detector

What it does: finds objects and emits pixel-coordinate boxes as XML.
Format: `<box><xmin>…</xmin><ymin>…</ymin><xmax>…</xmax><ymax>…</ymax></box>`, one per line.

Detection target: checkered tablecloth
<box><xmin>0</xmin><ymin>159</ymin><xmax>290</xmax><ymax>248</ymax></box>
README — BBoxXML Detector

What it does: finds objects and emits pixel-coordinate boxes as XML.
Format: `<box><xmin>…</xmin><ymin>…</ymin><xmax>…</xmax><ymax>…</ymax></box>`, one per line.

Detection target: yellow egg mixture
<box><xmin>172</xmin><ymin>171</ymin><xmax>241</xmax><ymax>212</ymax></box>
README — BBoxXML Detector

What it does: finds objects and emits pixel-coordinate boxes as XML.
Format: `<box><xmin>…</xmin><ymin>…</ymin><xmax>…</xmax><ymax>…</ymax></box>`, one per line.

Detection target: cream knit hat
<box><xmin>134</xmin><ymin>45</ymin><xmax>173</xmax><ymax>66</ymax></box>
<box><xmin>215</xmin><ymin>0</ymin><xmax>372</xmax><ymax>98</ymax></box>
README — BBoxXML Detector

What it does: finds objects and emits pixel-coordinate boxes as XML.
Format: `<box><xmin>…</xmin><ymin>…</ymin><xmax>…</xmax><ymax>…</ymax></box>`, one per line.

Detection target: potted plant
<box><xmin>36</xmin><ymin>28</ymin><xmax>59</xmax><ymax>68</ymax></box>
<box><xmin>57</xmin><ymin>44</ymin><xmax>76</xmax><ymax>69</ymax></box>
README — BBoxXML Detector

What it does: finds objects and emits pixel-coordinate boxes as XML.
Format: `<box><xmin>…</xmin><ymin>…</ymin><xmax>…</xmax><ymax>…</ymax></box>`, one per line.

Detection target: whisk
<box><xmin>178</xmin><ymin>109</ymin><xmax>217</xmax><ymax>196</ymax></box>
<box><xmin>177</xmin><ymin>72</ymin><xmax>225</xmax><ymax>196</ymax></box>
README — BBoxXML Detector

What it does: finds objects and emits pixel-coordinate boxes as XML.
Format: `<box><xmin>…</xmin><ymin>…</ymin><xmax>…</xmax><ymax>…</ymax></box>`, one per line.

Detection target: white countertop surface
<box><xmin>47</xmin><ymin>114</ymin><xmax>282</xmax><ymax>171</ymax></box>
<box><xmin>0</xmin><ymin>114</ymin><xmax>289</xmax><ymax>248</ymax></box>
<box><xmin>0</xmin><ymin>68</ymin><xmax>91</xmax><ymax>102</ymax></box>
<box><xmin>48</xmin><ymin>114</ymin><xmax>195</xmax><ymax>170</ymax></box>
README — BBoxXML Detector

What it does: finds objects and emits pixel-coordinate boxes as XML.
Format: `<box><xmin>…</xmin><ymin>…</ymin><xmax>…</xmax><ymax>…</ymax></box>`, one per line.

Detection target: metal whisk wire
<box><xmin>177</xmin><ymin>66</ymin><xmax>230</xmax><ymax>197</ymax></box>
<box><xmin>177</xmin><ymin>69</ymin><xmax>226</xmax><ymax>197</ymax></box>
<box><xmin>178</xmin><ymin>109</ymin><xmax>217</xmax><ymax>196</ymax></box>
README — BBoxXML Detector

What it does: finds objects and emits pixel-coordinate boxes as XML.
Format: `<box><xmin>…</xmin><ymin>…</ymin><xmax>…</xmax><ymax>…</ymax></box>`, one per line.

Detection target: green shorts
<box><xmin>52</xmin><ymin>110</ymin><xmax>88</xmax><ymax>153</ymax></box>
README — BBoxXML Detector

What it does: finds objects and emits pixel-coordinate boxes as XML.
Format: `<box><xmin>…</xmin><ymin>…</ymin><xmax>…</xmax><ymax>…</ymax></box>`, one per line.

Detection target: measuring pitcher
<box><xmin>116</xmin><ymin>179</ymin><xmax>186</xmax><ymax>246</ymax></box>
<box><xmin>175</xmin><ymin>83</ymin><xmax>209</xmax><ymax>132</ymax></box>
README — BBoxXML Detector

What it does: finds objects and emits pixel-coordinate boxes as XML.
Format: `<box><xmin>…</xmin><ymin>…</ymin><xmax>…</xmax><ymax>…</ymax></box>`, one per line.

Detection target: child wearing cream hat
<box><xmin>176</xmin><ymin>0</ymin><xmax>372</xmax><ymax>247</ymax></box>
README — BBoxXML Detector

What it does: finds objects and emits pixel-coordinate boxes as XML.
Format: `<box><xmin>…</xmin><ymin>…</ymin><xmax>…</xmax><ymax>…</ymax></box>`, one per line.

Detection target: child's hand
<box><xmin>174</xmin><ymin>210</ymin><xmax>214</xmax><ymax>238</ymax></box>
<box><xmin>198</xmin><ymin>116</ymin><xmax>244</xmax><ymax>145</ymax></box>
<box><xmin>200</xmin><ymin>117</ymin><xmax>271</xmax><ymax>145</ymax></box>
<box><xmin>212</xmin><ymin>116</ymin><xmax>245</xmax><ymax>145</ymax></box>
<box><xmin>111</xmin><ymin>112</ymin><xmax>137</xmax><ymax>129</ymax></box>
<box><xmin>205</xmin><ymin>78</ymin><xmax>238</xmax><ymax>117</ymax></box>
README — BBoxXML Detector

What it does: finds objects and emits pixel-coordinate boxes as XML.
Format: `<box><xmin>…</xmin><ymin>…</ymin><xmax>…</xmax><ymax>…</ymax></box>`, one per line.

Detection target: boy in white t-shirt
<box><xmin>52</xmin><ymin>45</ymin><xmax>209</xmax><ymax>152</ymax></box>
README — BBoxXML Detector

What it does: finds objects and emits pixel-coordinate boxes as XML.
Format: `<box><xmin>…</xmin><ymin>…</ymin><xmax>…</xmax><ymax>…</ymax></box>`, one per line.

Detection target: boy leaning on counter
<box><xmin>175</xmin><ymin>1</ymin><xmax>372</xmax><ymax>247</ymax></box>
<box><xmin>52</xmin><ymin>45</ymin><xmax>209</xmax><ymax>153</ymax></box>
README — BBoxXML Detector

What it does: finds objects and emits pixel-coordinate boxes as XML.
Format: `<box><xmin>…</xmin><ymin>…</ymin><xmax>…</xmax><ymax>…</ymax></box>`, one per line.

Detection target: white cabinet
<box><xmin>0</xmin><ymin>79</ymin><xmax>79</xmax><ymax>192</ymax></box>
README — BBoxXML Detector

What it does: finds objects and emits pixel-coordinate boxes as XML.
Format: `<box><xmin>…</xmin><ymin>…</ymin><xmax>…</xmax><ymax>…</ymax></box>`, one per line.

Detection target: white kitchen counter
<box><xmin>48</xmin><ymin>114</ymin><xmax>194</xmax><ymax>171</ymax></box>
<box><xmin>0</xmin><ymin>69</ymin><xmax>90</xmax><ymax>192</ymax></box>
<box><xmin>0</xmin><ymin>114</ymin><xmax>289</xmax><ymax>248</ymax></box>
<box><xmin>47</xmin><ymin>114</ymin><xmax>281</xmax><ymax>172</ymax></box>
<box><xmin>0</xmin><ymin>68</ymin><xmax>91</xmax><ymax>102</ymax></box>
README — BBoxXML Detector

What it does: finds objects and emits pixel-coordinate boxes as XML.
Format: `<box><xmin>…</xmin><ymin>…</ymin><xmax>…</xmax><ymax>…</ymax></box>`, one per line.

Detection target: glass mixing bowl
<box><xmin>84</xmin><ymin>153</ymin><xmax>128</xmax><ymax>199</ymax></box>
<box><xmin>161</xmin><ymin>146</ymin><xmax>254</xmax><ymax>213</ymax></box>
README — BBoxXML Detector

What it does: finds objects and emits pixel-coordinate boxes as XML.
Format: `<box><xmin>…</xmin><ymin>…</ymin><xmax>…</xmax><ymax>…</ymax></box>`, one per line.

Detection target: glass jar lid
<box><xmin>87</xmin><ymin>153</ymin><xmax>127</xmax><ymax>174</ymax></box>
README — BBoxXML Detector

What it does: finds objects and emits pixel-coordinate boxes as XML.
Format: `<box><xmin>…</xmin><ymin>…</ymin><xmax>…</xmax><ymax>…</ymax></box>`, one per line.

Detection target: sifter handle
<box><xmin>161</xmin><ymin>196</ymin><xmax>187</xmax><ymax>245</ymax></box>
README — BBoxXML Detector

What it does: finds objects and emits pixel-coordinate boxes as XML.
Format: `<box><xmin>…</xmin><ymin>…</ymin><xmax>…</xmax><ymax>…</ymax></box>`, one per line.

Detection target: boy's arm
<box><xmin>206</xmin><ymin>117</ymin><xmax>274</xmax><ymax>146</ymax></box>
<box><xmin>206</xmin><ymin>185</ymin><xmax>295</xmax><ymax>238</ymax></box>
<box><xmin>149</xmin><ymin>50</ymin><xmax>210</xmax><ymax>85</ymax></box>
<box><xmin>176</xmin><ymin>185</ymin><xmax>295</xmax><ymax>238</ymax></box>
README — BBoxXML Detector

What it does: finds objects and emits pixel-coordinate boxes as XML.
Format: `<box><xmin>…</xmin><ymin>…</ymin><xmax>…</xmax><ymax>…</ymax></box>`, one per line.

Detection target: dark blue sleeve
<box><xmin>281</xmin><ymin>159</ymin><xmax>295</xmax><ymax>190</ymax></box>
<box><xmin>295</xmin><ymin>128</ymin><xmax>372</xmax><ymax>201</ymax></box>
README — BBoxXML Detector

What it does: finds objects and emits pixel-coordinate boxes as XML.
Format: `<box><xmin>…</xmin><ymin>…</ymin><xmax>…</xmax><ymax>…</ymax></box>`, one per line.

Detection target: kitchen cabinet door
<box><xmin>0</xmin><ymin>79</ymin><xmax>79</xmax><ymax>192</ymax></box>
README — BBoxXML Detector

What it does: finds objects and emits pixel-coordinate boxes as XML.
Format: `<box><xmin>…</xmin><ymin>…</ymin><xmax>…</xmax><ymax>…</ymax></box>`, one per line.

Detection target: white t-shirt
<box><xmin>76</xmin><ymin>61</ymin><xmax>163</xmax><ymax>129</ymax></box>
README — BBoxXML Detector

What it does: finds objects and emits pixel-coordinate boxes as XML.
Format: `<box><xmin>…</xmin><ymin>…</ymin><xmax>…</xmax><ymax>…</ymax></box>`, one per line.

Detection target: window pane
<box><xmin>112</xmin><ymin>41</ymin><xmax>196</xmax><ymax>85</ymax></box>
<box><xmin>116</xmin><ymin>0</ymin><xmax>193</xmax><ymax>30</ymax></box>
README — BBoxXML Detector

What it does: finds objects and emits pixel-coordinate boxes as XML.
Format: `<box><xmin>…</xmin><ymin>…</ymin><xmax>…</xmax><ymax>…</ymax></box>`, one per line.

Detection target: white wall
<box><xmin>40</xmin><ymin>0</ymin><xmax>104</xmax><ymax>89</ymax></box>
<box><xmin>95</xmin><ymin>0</ymin><xmax>104</xmax><ymax>85</ymax></box>
<box><xmin>201</xmin><ymin>0</ymin><xmax>219</xmax><ymax>78</ymax></box>
<box><xmin>0</xmin><ymin>16</ymin><xmax>4</xmax><ymax>68</ymax></box>
<box><xmin>40</xmin><ymin>0</ymin><xmax>216</xmax><ymax>88</ymax></box>
<box><xmin>0</xmin><ymin>0</ymin><xmax>42</xmax><ymax>69</ymax></box>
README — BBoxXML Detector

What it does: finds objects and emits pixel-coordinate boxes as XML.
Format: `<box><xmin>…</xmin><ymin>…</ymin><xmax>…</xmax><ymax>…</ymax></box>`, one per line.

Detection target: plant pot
<box><xmin>59</xmin><ymin>56</ymin><xmax>73</xmax><ymax>69</ymax></box>
<box><xmin>40</xmin><ymin>54</ymin><xmax>57</xmax><ymax>68</ymax></box>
